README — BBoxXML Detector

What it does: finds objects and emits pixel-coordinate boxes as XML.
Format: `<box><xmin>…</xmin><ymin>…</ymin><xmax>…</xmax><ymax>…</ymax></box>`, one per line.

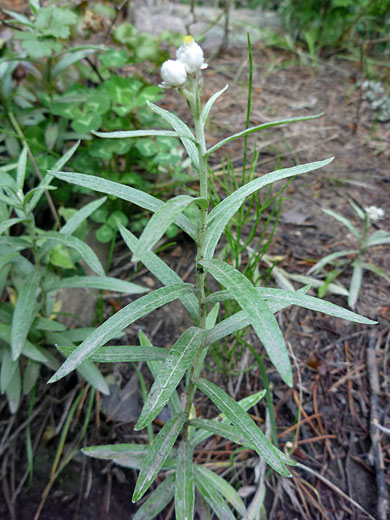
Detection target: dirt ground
<box><xmin>1</xmin><ymin>41</ymin><xmax>390</xmax><ymax>520</ymax></box>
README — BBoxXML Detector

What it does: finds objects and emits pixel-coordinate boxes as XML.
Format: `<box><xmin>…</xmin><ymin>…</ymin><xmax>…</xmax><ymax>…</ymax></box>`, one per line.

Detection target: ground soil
<box><xmin>1</xmin><ymin>28</ymin><xmax>390</xmax><ymax>520</ymax></box>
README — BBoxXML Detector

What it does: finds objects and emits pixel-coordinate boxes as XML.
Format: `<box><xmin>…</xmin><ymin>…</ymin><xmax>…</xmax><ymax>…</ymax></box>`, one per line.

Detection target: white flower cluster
<box><xmin>364</xmin><ymin>205</ymin><xmax>385</xmax><ymax>221</ymax></box>
<box><xmin>160</xmin><ymin>35</ymin><xmax>207</xmax><ymax>88</ymax></box>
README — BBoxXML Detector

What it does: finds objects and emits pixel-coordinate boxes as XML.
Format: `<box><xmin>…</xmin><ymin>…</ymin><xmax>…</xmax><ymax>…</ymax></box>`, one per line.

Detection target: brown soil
<box><xmin>2</xmin><ymin>40</ymin><xmax>390</xmax><ymax>520</ymax></box>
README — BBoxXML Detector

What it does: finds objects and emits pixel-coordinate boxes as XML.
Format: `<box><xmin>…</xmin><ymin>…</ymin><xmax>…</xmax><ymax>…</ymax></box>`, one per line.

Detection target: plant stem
<box><xmin>183</xmin><ymin>76</ymin><xmax>209</xmax><ymax>436</ymax></box>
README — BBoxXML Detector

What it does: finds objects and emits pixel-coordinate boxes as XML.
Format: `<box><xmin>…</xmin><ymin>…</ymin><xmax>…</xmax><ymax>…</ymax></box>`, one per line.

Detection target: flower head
<box><xmin>364</xmin><ymin>205</ymin><xmax>385</xmax><ymax>221</ymax></box>
<box><xmin>176</xmin><ymin>35</ymin><xmax>207</xmax><ymax>74</ymax></box>
<box><xmin>160</xmin><ymin>59</ymin><xmax>187</xmax><ymax>88</ymax></box>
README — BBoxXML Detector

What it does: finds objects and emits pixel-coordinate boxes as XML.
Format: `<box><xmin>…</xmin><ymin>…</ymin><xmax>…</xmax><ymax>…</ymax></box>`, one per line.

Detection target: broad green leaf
<box><xmin>201</xmin><ymin>259</ymin><xmax>292</xmax><ymax>386</ymax></box>
<box><xmin>175</xmin><ymin>441</ymin><xmax>195</xmax><ymax>520</ymax></box>
<box><xmin>27</xmin><ymin>140</ymin><xmax>80</xmax><ymax>213</ymax></box>
<box><xmin>365</xmin><ymin>230</ymin><xmax>390</xmax><ymax>248</ymax></box>
<box><xmin>307</xmin><ymin>249</ymin><xmax>357</xmax><ymax>275</ymax></box>
<box><xmin>191</xmin><ymin>390</ymin><xmax>266</xmax><ymax>448</ymax></box>
<box><xmin>139</xmin><ymin>330</ymin><xmax>183</xmax><ymax>416</ymax></box>
<box><xmin>348</xmin><ymin>257</ymin><xmax>363</xmax><ymax>310</ymax></box>
<box><xmin>322</xmin><ymin>208</ymin><xmax>360</xmax><ymax>239</ymax></box>
<box><xmin>146</xmin><ymin>101</ymin><xmax>200</xmax><ymax>171</ymax></box>
<box><xmin>93</xmin><ymin>129</ymin><xmax>190</xmax><ymax>139</ymax></box>
<box><xmin>60</xmin><ymin>197</ymin><xmax>107</xmax><ymax>235</ymax></box>
<box><xmin>72</xmin><ymin>112</ymin><xmax>102</xmax><ymax>134</ymax></box>
<box><xmin>119</xmin><ymin>226</ymin><xmax>199</xmax><ymax>321</ymax></box>
<box><xmin>195</xmin><ymin>465</ymin><xmax>247</xmax><ymax>517</ymax></box>
<box><xmin>48</xmin><ymin>284</ymin><xmax>192</xmax><ymax>383</ymax></box>
<box><xmin>16</xmin><ymin>146</ymin><xmax>28</xmax><ymax>194</ymax></box>
<box><xmin>57</xmin><ymin>344</ymin><xmax>168</xmax><ymax>363</ymax></box>
<box><xmin>133</xmin><ymin>195</ymin><xmax>200</xmax><ymax>260</ymax></box>
<box><xmin>133</xmin><ymin>474</ymin><xmax>175</xmax><ymax>520</ymax></box>
<box><xmin>48</xmin><ymin>170</ymin><xmax>197</xmax><ymax>240</ymax></box>
<box><xmin>0</xmin><ymin>218</ymin><xmax>25</xmax><ymax>234</ymax></box>
<box><xmin>11</xmin><ymin>269</ymin><xmax>41</xmax><ymax>360</ymax></box>
<box><xmin>135</xmin><ymin>327</ymin><xmax>206</xmax><ymax>430</ymax></box>
<box><xmin>190</xmin><ymin>418</ymin><xmax>255</xmax><ymax>450</ymax></box>
<box><xmin>77</xmin><ymin>360</ymin><xmax>109</xmax><ymax>395</ymax></box>
<box><xmin>195</xmin><ymin>379</ymin><xmax>293</xmax><ymax>476</ymax></box>
<box><xmin>194</xmin><ymin>465</ymin><xmax>236</xmax><ymax>520</ymax></box>
<box><xmin>37</xmin><ymin>232</ymin><xmax>105</xmax><ymax>276</ymax></box>
<box><xmin>201</xmin><ymin>85</ymin><xmax>229</xmax><ymax>126</ymax></box>
<box><xmin>44</xmin><ymin>275</ymin><xmax>148</xmax><ymax>294</ymax></box>
<box><xmin>206</xmin><ymin>112</ymin><xmax>324</xmax><ymax>156</ymax></box>
<box><xmin>205</xmin><ymin>158</ymin><xmax>334</xmax><ymax>259</ymax></box>
<box><xmin>132</xmin><ymin>413</ymin><xmax>187</xmax><ymax>502</ymax></box>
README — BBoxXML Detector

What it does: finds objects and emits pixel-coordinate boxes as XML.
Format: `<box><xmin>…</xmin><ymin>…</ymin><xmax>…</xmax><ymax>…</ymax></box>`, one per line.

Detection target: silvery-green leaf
<box><xmin>307</xmin><ymin>249</ymin><xmax>357</xmax><ymax>275</ymax></box>
<box><xmin>286</xmin><ymin>273</ymin><xmax>349</xmax><ymax>296</ymax></box>
<box><xmin>53</xmin><ymin>49</ymin><xmax>97</xmax><ymax>76</ymax></box>
<box><xmin>61</xmin><ymin>197</ymin><xmax>107</xmax><ymax>235</ymax></box>
<box><xmin>195</xmin><ymin>378</ymin><xmax>293</xmax><ymax>476</ymax></box>
<box><xmin>83</xmin><ymin>444</ymin><xmax>148</xmax><ymax>469</ymax></box>
<box><xmin>133</xmin><ymin>195</ymin><xmax>200</xmax><ymax>261</ymax></box>
<box><xmin>23</xmin><ymin>358</ymin><xmax>40</xmax><ymax>394</ymax></box>
<box><xmin>322</xmin><ymin>208</ymin><xmax>360</xmax><ymax>239</ymax></box>
<box><xmin>120</xmin><ymin>226</ymin><xmax>199</xmax><ymax>321</ymax></box>
<box><xmin>190</xmin><ymin>418</ymin><xmax>255</xmax><ymax>450</ymax></box>
<box><xmin>146</xmin><ymin>101</ymin><xmax>200</xmax><ymax>171</ymax></box>
<box><xmin>135</xmin><ymin>327</ymin><xmax>206</xmax><ymax>430</ymax></box>
<box><xmin>76</xmin><ymin>360</ymin><xmax>109</xmax><ymax>395</ymax></box>
<box><xmin>48</xmin><ymin>284</ymin><xmax>192</xmax><ymax>383</ymax></box>
<box><xmin>37</xmin><ymin>232</ymin><xmax>105</xmax><ymax>276</ymax></box>
<box><xmin>191</xmin><ymin>390</ymin><xmax>265</xmax><ymax>448</ymax></box>
<box><xmin>93</xmin><ymin>129</ymin><xmax>192</xmax><ymax>139</ymax></box>
<box><xmin>48</xmin><ymin>170</ymin><xmax>196</xmax><ymax>240</ymax></box>
<box><xmin>133</xmin><ymin>474</ymin><xmax>175</xmax><ymax>520</ymax></box>
<box><xmin>11</xmin><ymin>268</ymin><xmax>41</xmax><ymax>360</ymax></box>
<box><xmin>205</xmin><ymin>158</ymin><xmax>334</xmax><ymax>259</ymax></box>
<box><xmin>6</xmin><ymin>361</ymin><xmax>21</xmax><ymax>413</ymax></box>
<box><xmin>27</xmin><ymin>141</ymin><xmax>80</xmax><ymax>213</ymax></box>
<box><xmin>195</xmin><ymin>465</ymin><xmax>247</xmax><ymax>517</ymax></box>
<box><xmin>16</xmin><ymin>146</ymin><xmax>28</xmax><ymax>194</ymax></box>
<box><xmin>44</xmin><ymin>275</ymin><xmax>148</xmax><ymax>294</ymax></box>
<box><xmin>365</xmin><ymin>230</ymin><xmax>390</xmax><ymax>247</ymax></box>
<box><xmin>139</xmin><ymin>330</ymin><xmax>182</xmax><ymax>415</ymax></box>
<box><xmin>33</xmin><ymin>317</ymin><xmax>66</xmax><ymax>331</ymax></box>
<box><xmin>201</xmin><ymin>259</ymin><xmax>292</xmax><ymax>386</ymax></box>
<box><xmin>0</xmin><ymin>172</ymin><xmax>17</xmax><ymax>190</ymax></box>
<box><xmin>175</xmin><ymin>441</ymin><xmax>195</xmax><ymax>520</ymax></box>
<box><xmin>206</xmin><ymin>113</ymin><xmax>324</xmax><ymax>156</ymax></box>
<box><xmin>361</xmin><ymin>262</ymin><xmax>390</xmax><ymax>283</ymax></box>
<box><xmin>201</xmin><ymin>84</ymin><xmax>228</xmax><ymax>126</ymax></box>
<box><xmin>194</xmin><ymin>465</ymin><xmax>236</xmax><ymax>520</ymax></box>
<box><xmin>57</xmin><ymin>344</ymin><xmax>168</xmax><ymax>363</ymax></box>
<box><xmin>132</xmin><ymin>413</ymin><xmax>187</xmax><ymax>502</ymax></box>
<box><xmin>205</xmin><ymin>303</ymin><xmax>219</xmax><ymax>329</ymax></box>
<box><xmin>0</xmin><ymin>217</ymin><xmax>25</xmax><ymax>234</ymax></box>
<box><xmin>348</xmin><ymin>258</ymin><xmax>363</xmax><ymax>310</ymax></box>
<box><xmin>1</xmin><ymin>347</ymin><xmax>18</xmax><ymax>392</ymax></box>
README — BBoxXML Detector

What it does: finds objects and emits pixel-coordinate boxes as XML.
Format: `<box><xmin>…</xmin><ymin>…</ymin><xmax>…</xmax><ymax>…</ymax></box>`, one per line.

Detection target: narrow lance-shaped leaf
<box><xmin>11</xmin><ymin>269</ymin><xmax>41</xmax><ymax>361</ymax></box>
<box><xmin>205</xmin><ymin>158</ymin><xmax>334</xmax><ymax>259</ymax></box>
<box><xmin>133</xmin><ymin>474</ymin><xmax>175</xmax><ymax>520</ymax></box>
<box><xmin>194</xmin><ymin>465</ymin><xmax>236</xmax><ymax>520</ymax></box>
<box><xmin>60</xmin><ymin>196</ymin><xmax>107</xmax><ymax>235</ymax></box>
<box><xmin>322</xmin><ymin>208</ymin><xmax>360</xmax><ymax>239</ymax></box>
<box><xmin>16</xmin><ymin>146</ymin><xmax>28</xmax><ymax>195</ymax></box>
<box><xmin>365</xmin><ymin>230</ymin><xmax>390</xmax><ymax>247</ymax></box>
<box><xmin>206</xmin><ymin>112</ymin><xmax>324</xmax><ymax>156</ymax></box>
<box><xmin>47</xmin><ymin>284</ymin><xmax>192</xmax><ymax>383</ymax></box>
<box><xmin>119</xmin><ymin>225</ymin><xmax>199</xmax><ymax>321</ymax></box>
<box><xmin>146</xmin><ymin>100</ymin><xmax>200</xmax><ymax>171</ymax></box>
<box><xmin>135</xmin><ymin>327</ymin><xmax>206</xmax><ymax>430</ymax></box>
<box><xmin>307</xmin><ymin>249</ymin><xmax>358</xmax><ymax>275</ymax></box>
<box><xmin>175</xmin><ymin>441</ymin><xmax>195</xmax><ymax>520</ymax></box>
<box><xmin>0</xmin><ymin>218</ymin><xmax>25</xmax><ymax>234</ymax></box>
<box><xmin>44</xmin><ymin>275</ymin><xmax>148</xmax><ymax>295</ymax></box>
<box><xmin>93</xmin><ymin>129</ymin><xmax>194</xmax><ymax>139</ymax></box>
<box><xmin>37</xmin><ymin>232</ymin><xmax>105</xmax><ymax>276</ymax></box>
<box><xmin>133</xmin><ymin>195</ymin><xmax>201</xmax><ymax>261</ymax></box>
<box><xmin>195</xmin><ymin>378</ymin><xmax>294</xmax><ymax>476</ymax></box>
<box><xmin>56</xmin><ymin>344</ymin><xmax>168</xmax><ymax>363</ymax></box>
<box><xmin>48</xmin><ymin>170</ymin><xmax>197</xmax><ymax>240</ymax></box>
<box><xmin>77</xmin><ymin>360</ymin><xmax>109</xmax><ymax>395</ymax></box>
<box><xmin>195</xmin><ymin>465</ymin><xmax>247</xmax><ymax>517</ymax></box>
<box><xmin>190</xmin><ymin>418</ymin><xmax>256</xmax><ymax>450</ymax></box>
<box><xmin>132</xmin><ymin>413</ymin><xmax>187</xmax><ymax>502</ymax></box>
<box><xmin>201</xmin><ymin>259</ymin><xmax>292</xmax><ymax>386</ymax></box>
<box><xmin>348</xmin><ymin>257</ymin><xmax>363</xmax><ymax>310</ymax></box>
<box><xmin>201</xmin><ymin>84</ymin><xmax>228</xmax><ymax>126</ymax></box>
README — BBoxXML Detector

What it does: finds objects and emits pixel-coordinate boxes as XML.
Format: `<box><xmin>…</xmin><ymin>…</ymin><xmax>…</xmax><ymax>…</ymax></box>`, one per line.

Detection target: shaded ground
<box><xmin>1</xmin><ymin>29</ymin><xmax>390</xmax><ymax>520</ymax></box>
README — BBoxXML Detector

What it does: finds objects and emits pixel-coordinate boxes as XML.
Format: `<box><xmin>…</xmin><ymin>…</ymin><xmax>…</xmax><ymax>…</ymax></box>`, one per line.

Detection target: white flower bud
<box><xmin>160</xmin><ymin>59</ymin><xmax>187</xmax><ymax>87</ymax></box>
<box><xmin>364</xmin><ymin>205</ymin><xmax>385</xmax><ymax>221</ymax></box>
<box><xmin>176</xmin><ymin>35</ymin><xmax>207</xmax><ymax>73</ymax></box>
